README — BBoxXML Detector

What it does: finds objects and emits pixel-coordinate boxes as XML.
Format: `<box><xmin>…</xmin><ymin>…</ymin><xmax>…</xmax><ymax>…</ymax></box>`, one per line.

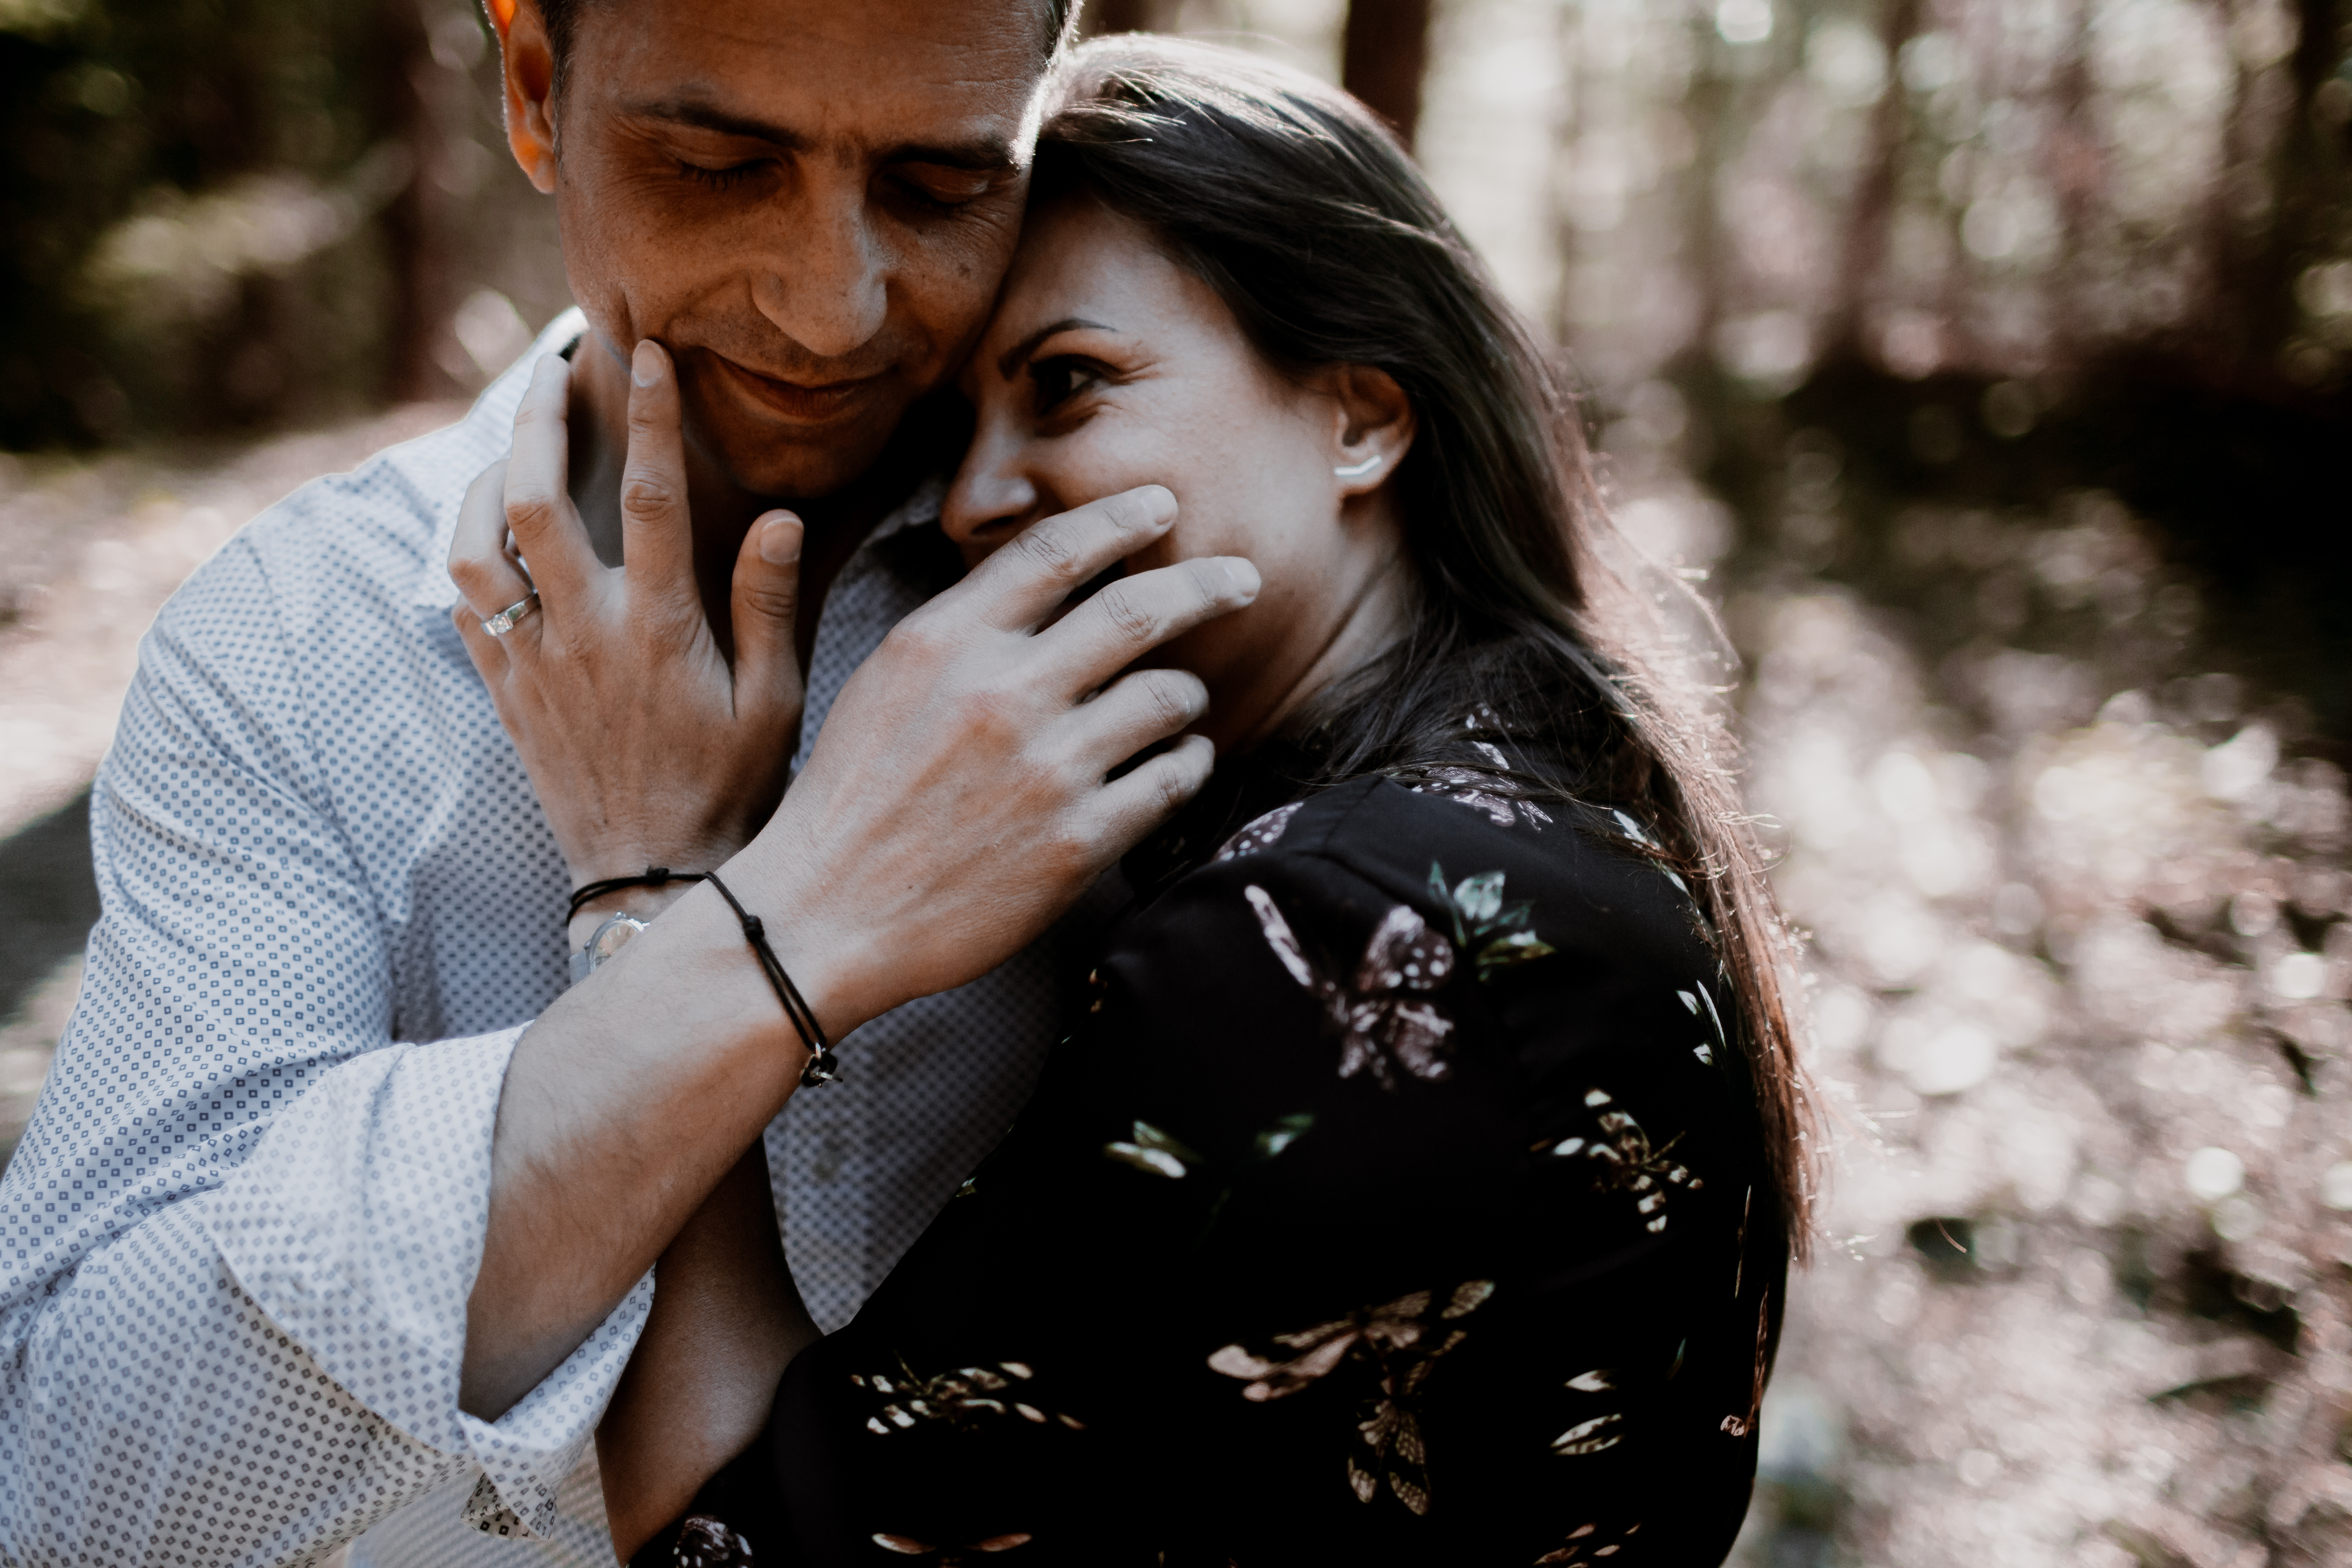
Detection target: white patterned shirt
<box><xmin>0</xmin><ymin>312</ymin><xmax>1073</xmax><ymax>1568</ymax></box>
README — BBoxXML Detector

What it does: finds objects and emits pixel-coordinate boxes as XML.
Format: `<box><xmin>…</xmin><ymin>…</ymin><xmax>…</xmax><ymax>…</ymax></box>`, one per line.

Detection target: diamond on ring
<box><xmin>482</xmin><ymin>593</ymin><xmax>539</xmax><ymax>637</ymax></box>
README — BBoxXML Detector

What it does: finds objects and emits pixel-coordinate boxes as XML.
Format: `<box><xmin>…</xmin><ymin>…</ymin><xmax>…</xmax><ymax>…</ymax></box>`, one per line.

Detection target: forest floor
<box><xmin>2</xmin><ymin>410</ymin><xmax>2349</xmax><ymax>1566</ymax></box>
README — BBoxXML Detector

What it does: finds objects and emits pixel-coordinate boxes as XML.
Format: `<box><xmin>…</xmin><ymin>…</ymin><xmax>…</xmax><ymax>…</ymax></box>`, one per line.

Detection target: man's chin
<box><xmin>717</xmin><ymin>423</ymin><xmax>902</xmax><ymax>503</ymax></box>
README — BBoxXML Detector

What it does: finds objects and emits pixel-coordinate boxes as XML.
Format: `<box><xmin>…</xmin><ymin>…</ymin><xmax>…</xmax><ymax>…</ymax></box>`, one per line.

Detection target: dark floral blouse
<box><xmin>643</xmin><ymin>743</ymin><xmax>1786</xmax><ymax>1568</ymax></box>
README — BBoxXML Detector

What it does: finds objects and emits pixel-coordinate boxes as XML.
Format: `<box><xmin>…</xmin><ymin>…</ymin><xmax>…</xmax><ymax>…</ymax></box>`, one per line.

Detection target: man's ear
<box><xmin>1315</xmin><ymin>365</ymin><xmax>1417</xmax><ymax>498</ymax></box>
<box><xmin>497</xmin><ymin>0</ymin><xmax>559</xmax><ymax>195</ymax></box>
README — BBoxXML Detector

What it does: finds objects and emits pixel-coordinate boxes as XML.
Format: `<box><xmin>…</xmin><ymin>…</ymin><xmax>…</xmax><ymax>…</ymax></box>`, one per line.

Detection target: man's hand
<box><xmin>749</xmin><ymin>485</ymin><xmax>1251</xmax><ymax>1032</ymax></box>
<box><xmin>448</xmin><ymin>344</ymin><xmax>804</xmax><ymax>906</ymax></box>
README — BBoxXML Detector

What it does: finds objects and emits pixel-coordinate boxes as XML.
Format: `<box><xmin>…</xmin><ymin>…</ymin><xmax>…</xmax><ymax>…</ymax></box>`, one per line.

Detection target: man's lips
<box><xmin>707</xmin><ymin>352</ymin><xmax>887</xmax><ymax>424</ymax></box>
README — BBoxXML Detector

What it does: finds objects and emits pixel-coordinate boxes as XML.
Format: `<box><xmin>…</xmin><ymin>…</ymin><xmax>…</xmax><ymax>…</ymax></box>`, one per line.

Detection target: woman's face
<box><xmin>942</xmin><ymin>195</ymin><xmax>1412</xmax><ymax>753</ymax></box>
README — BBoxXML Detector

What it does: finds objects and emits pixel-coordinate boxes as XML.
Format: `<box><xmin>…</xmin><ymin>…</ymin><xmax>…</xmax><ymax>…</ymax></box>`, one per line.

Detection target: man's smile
<box><xmin>703</xmin><ymin>350</ymin><xmax>891</xmax><ymax>425</ymax></box>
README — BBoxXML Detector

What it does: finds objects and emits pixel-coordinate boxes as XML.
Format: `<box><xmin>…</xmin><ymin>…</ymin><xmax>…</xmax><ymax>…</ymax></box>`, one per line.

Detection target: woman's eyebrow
<box><xmin>997</xmin><ymin>318</ymin><xmax>1116</xmax><ymax>380</ymax></box>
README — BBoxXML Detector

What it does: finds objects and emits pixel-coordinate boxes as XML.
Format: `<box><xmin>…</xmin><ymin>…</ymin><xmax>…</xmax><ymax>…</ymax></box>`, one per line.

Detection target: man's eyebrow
<box><xmin>875</xmin><ymin>137</ymin><xmax>1022</xmax><ymax>173</ymax></box>
<box><xmin>624</xmin><ymin>98</ymin><xmax>1018</xmax><ymax>175</ymax></box>
<box><xmin>628</xmin><ymin>96</ymin><xmax>813</xmax><ymax>151</ymax></box>
<box><xmin>998</xmin><ymin>318</ymin><xmax>1116</xmax><ymax>381</ymax></box>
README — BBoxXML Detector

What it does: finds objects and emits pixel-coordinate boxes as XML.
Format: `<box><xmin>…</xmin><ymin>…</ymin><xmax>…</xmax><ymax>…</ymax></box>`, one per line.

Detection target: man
<box><xmin>0</xmin><ymin>2</ymin><xmax>1252</xmax><ymax>1563</ymax></box>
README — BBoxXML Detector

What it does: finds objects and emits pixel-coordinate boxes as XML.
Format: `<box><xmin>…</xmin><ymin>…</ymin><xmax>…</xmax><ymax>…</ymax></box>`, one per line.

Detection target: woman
<box><xmin>584</xmin><ymin>35</ymin><xmax>1811</xmax><ymax>1567</ymax></box>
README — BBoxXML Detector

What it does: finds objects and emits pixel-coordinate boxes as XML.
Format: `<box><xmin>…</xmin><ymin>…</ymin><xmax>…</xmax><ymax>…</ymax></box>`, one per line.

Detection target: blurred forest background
<box><xmin>2</xmin><ymin>0</ymin><xmax>2351</xmax><ymax>1565</ymax></box>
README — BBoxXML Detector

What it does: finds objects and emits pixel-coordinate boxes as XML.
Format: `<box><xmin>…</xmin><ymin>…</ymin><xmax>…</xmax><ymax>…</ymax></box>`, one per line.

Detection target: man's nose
<box><xmin>750</xmin><ymin>180</ymin><xmax>887</xmax><ymax>362</ymax></box>
<box><xmin>942</xmin><ymin>433</ymin><xmax>1041</xmax><ymax>552</ymax></box>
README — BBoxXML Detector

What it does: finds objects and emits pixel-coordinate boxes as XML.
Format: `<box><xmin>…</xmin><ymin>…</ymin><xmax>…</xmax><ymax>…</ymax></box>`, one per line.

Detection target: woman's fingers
<box><xmin>449</xmin><ymin>459</ymin><xmax>537</xmax><ymax>621</ymax></box>
<box><xmin>1065</xmin><ymin>666</ymin><xmax>1209</xmax><ymax>773</ymax></box>
<box><xmin>730</xmin><ymin>511</ymin><xmax>806</xmax><ymax>723</ymax></box>
<box><xmin>619</xmin><ymin>341</ymin><xmax>699</xmax><ymax>616</ymax></box>
<box><xmin>1038</xmin><ymin>555</ymin><xmax>1261</xmax><ymax>700</ymax></box>
<box><xmin>959</xmin><ymin>486</ymin><xmax>1179</xmax><ymax>632</ymax></box>
<box><xmin>500</xmin><ymin>355</ymin><xmax>599</xmax><ymax>602</ymax></box>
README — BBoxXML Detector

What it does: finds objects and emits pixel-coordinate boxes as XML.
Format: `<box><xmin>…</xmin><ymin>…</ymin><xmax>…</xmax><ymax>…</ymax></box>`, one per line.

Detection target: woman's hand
<box><xmin>742</xmin><ymin>486</ymin><xmax>1258</xmax><ymax>1033</ymax></box>
<box><xmin>448</xmin><ymin>343</ymin><xmax>805</xmax><ymax>916</ymax></box>
<box><xmin>595</xmin><ymin>1144</ymin><xmax>817</xmax><ymax>1562</ymax></box>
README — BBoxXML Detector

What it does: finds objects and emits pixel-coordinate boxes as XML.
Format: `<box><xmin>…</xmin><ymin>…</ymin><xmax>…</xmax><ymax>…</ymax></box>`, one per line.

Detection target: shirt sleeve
<box><xmin>0</xmin><ymin>536</ymin><xmax>648</xmax><ymax>1566</ymax></box>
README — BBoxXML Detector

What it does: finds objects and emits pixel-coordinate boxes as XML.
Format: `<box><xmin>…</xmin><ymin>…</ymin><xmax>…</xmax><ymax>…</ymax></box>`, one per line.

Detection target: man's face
<box><xmin>527</xmin><ymin>0</ymin><xmax>1048</xmax><ymax>499</ymax></box>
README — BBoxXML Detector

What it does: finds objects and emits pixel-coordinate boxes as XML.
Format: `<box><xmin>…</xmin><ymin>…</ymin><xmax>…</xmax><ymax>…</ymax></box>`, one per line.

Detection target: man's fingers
<box><xmin>1093</xmin><ymin>733</ymin><xmax>1217</xmax><ymax>848</ymax></box>
<box><xmin>959</xmin><ymin>486</ymin><xmax>1178</xmax><ymax>631</ymax></box>
<box><xmin>501</xmin><ymin>354</ymin><xmax>598</xmax><ymax>599</ymax></box>
<box><xmin>1065</xmin><ymin>667</ymin><xmax>1208</xmax><ymax>773</ymax></box>
<box><xmin>1038</xmin><ymin>555</ymin><xmax>1261</xmax><ymax>698</ymax></box>
<box><xmin>731</xmin><ymin>511</ymin><xmax>805</xmax><ymax>720</ymax></box>
<box><xmin>619</xmin><ymin>341</ymin><xmax>697</xmax><ymax>606</ymax></box>
<box><xmin>450</xmin><ymin>459</ymin><xmax>538</xmax><ymax>619</ymax></box>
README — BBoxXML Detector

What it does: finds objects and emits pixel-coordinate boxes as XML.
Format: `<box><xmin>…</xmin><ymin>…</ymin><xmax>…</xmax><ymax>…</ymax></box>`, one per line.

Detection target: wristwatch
<box><xmin>568</xmin><ymin>911</ymin><xmax>650</xmax><ymax>986</ymax></box>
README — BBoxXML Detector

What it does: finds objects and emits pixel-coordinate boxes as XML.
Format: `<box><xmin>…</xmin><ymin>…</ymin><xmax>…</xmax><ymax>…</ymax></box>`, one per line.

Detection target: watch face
<box><xmin>590</xmin><ymin>913</ymin><xmax>649</xmax><ymax>969</ymax></box>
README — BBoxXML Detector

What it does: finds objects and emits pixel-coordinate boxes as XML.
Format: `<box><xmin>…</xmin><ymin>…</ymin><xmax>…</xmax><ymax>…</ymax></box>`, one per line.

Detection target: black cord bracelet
<box><xmin>702</xmin><ymin>870</ymin><xmax>840</xmax><ymax>1089</ymax></box>
<box><xmin>568</xmin><ymin>867</ymin><xmax>707</xmax><ymax>924</ymax></box>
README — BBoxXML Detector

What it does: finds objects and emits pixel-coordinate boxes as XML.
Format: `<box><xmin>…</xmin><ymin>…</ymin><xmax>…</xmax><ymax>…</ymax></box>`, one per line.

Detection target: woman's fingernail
<box><xmin>758</xmin><ymin>512</ymin><xmax>802</xmax><ymax>565</ymax></box>
<box><xmin>631</xmin><ymin>340</ymin><xmax>664</xmax><ymax>388</ymax></box>
<box><xmin>1222</xmin><ymin>558</ymin><xmax>1261</xmax><ymax>598</ymax></box>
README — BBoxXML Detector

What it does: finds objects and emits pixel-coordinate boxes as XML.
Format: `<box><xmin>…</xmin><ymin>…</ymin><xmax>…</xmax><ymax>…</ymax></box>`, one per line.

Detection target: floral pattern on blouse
<box><xmin>1407</xmin><ymin>757</ymin><xmax>1557</xmax><ymax>831</ymax></box>
<box><xmin>868</xmin><ymin>1531</ymin><xmax>1034</xmax><ymax>1562</ymax></box>
<box><xmin>1539</xmin><ymin>1087</ymin><xmax>1702</xmax><ymax>1233</ymax></box>
<box><xmin>670</xmin><ymin>1515</ymin><xmax>756</xmax><ymax>1568</ymax></box>
<box><xmin>1214</xmin><ymin>800</ymin><xmax>1304</xmax><ymax>861</ymax></box>
<box><xmin>1549</xmin><ymin>1366</ymin><xmax>1626</xmax><ymax>1458</ymax></box>
<box><xmin>1208</xmin><ymin>1280</ymin><xmax>1496</xmax><ymax>1516</ymax></box>
<box><xmin>1428</xmin><ymin>862</ymin><xmax>1558</xmax><ymax>980</ymax></box>
<box><xmin>1679</xmin><ymin>980</ymin><xmax>1730</xmax><ymax>1067</ymax></box>
<box><xmin>1535</xmin><ymin>1520</ymin><xmax>1644</xmax><ymax>1564</ymax></box>
<box><xmin>1247</xmin><ymin>884</ymin><xmax>1459</xmax><ymax>1089</ymax></box>
<box><xmin>1610</xmin><ymin>808</ymin><xmax>1691</xmax><ymax>896</ymax></box>
<box><xmin>853</xmin><ymin>1357</ymin><xmax>1085</xmax><ymax>1436</ymax></box>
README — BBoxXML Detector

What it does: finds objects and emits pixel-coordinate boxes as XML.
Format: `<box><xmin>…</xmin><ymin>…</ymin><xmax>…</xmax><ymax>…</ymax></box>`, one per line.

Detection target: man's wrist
<box><xmin>567</xmin><ymin>882</ymin><xmax>699</xmax><ymax>951</ymax></box>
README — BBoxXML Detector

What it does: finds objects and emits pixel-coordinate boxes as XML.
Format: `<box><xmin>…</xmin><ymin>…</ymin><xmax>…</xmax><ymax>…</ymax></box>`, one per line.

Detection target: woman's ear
<box><xmin>1319</xmin><ymin>365</ymin><xmax>1416</xmax><ymax>498</ymax></box>
<box><xmin>498</xmin><ymin>0</ymin><xmax>560</xmax><ymax>195</ymax></box>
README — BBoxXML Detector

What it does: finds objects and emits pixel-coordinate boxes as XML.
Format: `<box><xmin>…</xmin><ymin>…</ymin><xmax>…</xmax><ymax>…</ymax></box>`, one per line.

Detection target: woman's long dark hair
<box><xmin>1038</xmin><ymin>35</ymin><xmax>1816</xmax><ymax>1254</ymax></box>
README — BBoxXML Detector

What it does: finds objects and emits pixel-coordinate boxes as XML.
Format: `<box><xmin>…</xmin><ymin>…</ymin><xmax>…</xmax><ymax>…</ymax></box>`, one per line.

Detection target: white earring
<box><xmin>1333</xmin><ymin>452</ymin><xmax>1383</xmax><ymax>479</ymax></box>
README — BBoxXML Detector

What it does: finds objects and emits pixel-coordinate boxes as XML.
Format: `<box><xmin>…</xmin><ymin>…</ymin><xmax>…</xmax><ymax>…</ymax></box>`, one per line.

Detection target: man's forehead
<box><xmin>571</xmin><ymin>0</ymin><xmax>1053</xmax><ymax>131</ymax></box>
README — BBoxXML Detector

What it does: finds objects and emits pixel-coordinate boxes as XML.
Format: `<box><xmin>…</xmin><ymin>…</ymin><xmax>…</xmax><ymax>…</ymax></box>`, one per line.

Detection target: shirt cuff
<box><xmin>204</xmin><ymin>1025</ymin><xmax>653</xmax><ymax>1537</ymax></box>
<box><xmin>458</xmin><ymin>1271</ymin><xmax>655</xmax><ymax>1538</ymax></box>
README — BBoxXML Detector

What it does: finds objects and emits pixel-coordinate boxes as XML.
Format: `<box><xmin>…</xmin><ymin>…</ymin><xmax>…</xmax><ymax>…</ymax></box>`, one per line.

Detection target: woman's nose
<box><xmin>942</xmin><ymin>432</ymin><xmax>1042</xmax><ymax>555</ymax></box>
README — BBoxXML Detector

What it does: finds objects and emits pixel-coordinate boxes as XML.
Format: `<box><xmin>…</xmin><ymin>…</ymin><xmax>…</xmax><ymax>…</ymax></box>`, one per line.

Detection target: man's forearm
<box><xmin>461</xmin><ymin>874</ymin><xmax>819</xmax><ymax>1420</ymax></box>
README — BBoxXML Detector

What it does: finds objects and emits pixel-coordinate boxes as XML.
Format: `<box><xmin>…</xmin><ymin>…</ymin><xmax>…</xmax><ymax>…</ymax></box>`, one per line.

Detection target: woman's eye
<box><xmin>1030</xmin><ymin>358</ymin><xmax>1104</xmax><ymax>416</ymax></box>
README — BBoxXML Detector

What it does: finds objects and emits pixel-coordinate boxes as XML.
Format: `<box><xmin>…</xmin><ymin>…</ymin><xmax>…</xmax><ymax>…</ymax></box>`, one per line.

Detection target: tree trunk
<box><xmin>1343</xmin><ymin>0</ymin><xmax>1434</xmax><ymax>148</ymax></box>
<box><xmin>1822</xmin><ymin>0</ymin><xmax>1923</xmax><ymax>362</ymax></box>
<box><xmin>374</xmin><ymin>0</ymin><xmax>454</xmax><ymax>403</ymax></box>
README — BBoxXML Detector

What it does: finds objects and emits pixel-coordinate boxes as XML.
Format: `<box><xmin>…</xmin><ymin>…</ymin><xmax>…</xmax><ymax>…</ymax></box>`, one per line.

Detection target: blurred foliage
<box><xmin>0</xmin><ymin>0</ymin><xmax>567</xmax><ymax>448</ymax></box>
